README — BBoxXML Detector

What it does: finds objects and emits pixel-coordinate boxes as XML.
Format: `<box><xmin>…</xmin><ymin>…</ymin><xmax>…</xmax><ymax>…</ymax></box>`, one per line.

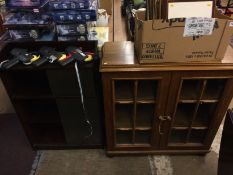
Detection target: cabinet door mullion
<box><xmin>132</xmin><ymin>80</ymin><xmax>138</xmax><ymax>144</ymax></box>
<box><xmin>186</xmin><ymin>80</ymin><xmax>207</xmax><ymax>143</ymax></box>
<box><xmin>112</xmin><ymin>80</ymin><xmax>117</xmax><ymax>146</ymax></box>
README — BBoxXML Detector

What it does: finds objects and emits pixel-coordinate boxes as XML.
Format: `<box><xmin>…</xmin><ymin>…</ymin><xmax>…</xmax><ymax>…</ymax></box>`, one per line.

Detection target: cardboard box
<box><xmin>134</xmin><ymin>10</ymin><xmax>233</xmax><ymax>63</ymax></box>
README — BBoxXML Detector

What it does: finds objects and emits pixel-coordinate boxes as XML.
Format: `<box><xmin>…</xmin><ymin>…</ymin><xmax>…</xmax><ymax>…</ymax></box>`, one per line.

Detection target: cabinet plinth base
<box><xmin>106</xmin><ymin>149</ymin><xmax>210</xmax><ymax>156</ymax></box>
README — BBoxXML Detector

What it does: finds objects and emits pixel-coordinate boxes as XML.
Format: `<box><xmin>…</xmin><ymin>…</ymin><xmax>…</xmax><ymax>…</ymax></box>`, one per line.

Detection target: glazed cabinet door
<box><xmin>102</xmin><ymin>72</ymin><xmax>170</xmax><ymax>152</ymax></box>
<box><xmin>161</xmin><ymin>71</ymin><xmax>233</xmax><ymax>151</ymax></box>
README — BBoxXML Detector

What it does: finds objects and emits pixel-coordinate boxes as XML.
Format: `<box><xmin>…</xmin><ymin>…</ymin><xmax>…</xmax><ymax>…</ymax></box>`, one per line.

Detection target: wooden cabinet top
<box><xmin>100</xmin><ymin>41</ymin><xmax>233</xmax><ymax>72</ymax></box>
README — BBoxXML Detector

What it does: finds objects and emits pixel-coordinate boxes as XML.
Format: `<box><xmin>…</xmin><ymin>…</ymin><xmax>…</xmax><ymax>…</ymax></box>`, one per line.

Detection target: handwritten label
<box><xmin>183</xmin><ymin>17</ymin><xmax>215</xmax><ymax>37</ymax></box>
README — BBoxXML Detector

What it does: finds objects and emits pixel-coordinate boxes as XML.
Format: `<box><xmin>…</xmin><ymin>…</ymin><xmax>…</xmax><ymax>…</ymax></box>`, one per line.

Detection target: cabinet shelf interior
<box><xmin>202</xmin><ymin>79</ymin><xmax>227</xmax><ymax>100</ymax></box>
<box><xmin>116</xmin><ymin>130</ymin><xmax>132</xmax><ymax>144</ymax></box>
<box><xmin>136</xmin><ymin>103</ymin><xmax>154</xmax><ymax>128</ymax></box>
<box><xmin>174</xmin><ymin>103</ymin><xmax>195</xmax><ymax>127</ymax></box>
<box><xmin>135</xmin><ymin>130</ymin><xmax>151</xmax><ymax>144</ymax></box>
<box><xmin>135</xmin><ymin>127</ymin><xmax>152</xmax><ymax>131</ymax></box>
<box><xmin>169</xmin><ymin>129</ymin><xmax>188</xmax><ymax>143</ymax></box>
<box><xmin>116</xmin><ymin>127</ymin><xmax>152</xmax><ymax>131</ymax></box>
<box><xmin>169</xmin><ymin>128</ymin><xmax>208</xmax><ymax>144</ymax></box>
<box><xmin>179</xmin><ymin>79</ymin><xmax>202</xmax><ymax>100</ymax></box>
<box><xmin>194</xmin><ymin>103</ymin><xmax>217</xmax><ymax>127</ymax></box>
<box><xmin>172</xmin><ymin>126</ymin><xmax>189</xmax><ymax>130</ymax></box>
<box><xmin>178</xmin><ymin>99</ymin><xmax>198</xmax><ymax>103</ymax></box>
<box><xmin>189</xmin><ymin>129</ymin><xmax>207</xmax><ymax>143</ymax></box>
<box><xmin>114</xmin><ymin>79</ymin><xmax>159</xmax><ymax>101</ymax></box>
<box><xmin>136</xmin><ymin>100</ymin><xmax>156</xmax><ymax>104</ymax></box>
<box><xmin>115</xmin><ymin>104</ymin><xmax>133</xmax><ymax>128</ymax></box>
<box><xmin>137</xmin><ymin>80</ymin><xmax>158</xmax><ymax>101</ymax></box>
<box><xmin>115</xmin><ymin>100</ymin><xmax>134</xmax><ymax>104</ymax></box>
<box><xmin>115</xmin><ymin>130</ymin><xmax>152</xmax><ymax>144</ymax></box>
<box><xmin>115</xmin><ymin>80</ymin><xmax>134</xmax><ymax>100</ymax></box>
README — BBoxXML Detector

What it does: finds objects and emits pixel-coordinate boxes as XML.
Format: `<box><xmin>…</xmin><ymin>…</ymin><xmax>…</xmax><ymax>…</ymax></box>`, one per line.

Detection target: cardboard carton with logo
<box><xmin>134</xmin><ymin>9</ymin><xmax>233</xmax><ymax>63</ymax></box>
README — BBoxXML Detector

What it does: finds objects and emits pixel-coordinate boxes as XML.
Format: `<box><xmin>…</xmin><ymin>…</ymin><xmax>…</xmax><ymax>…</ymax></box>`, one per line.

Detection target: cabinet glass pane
<box><xmin>180</xmin><ymin>79</ymin><xmax>202</xmax><ymax>100</ymax></box>
<box><xmin>137</xmin><ymin>80</ymin><xmax>157</xmax><ymax>101</ymax></box>
<box><xmin>115</xmin><ymin>80</ymin><xmax>134</xmax><ymax>100</ymax></box>
<box><xmin>174</xmin><ymin>103</ymin><xmax>196</xmax><ymax>127</ymax></box>
<box><xmin>169</xmin><ymin>129</ymin><xmax>188</xmax><ymax>143</ymax></box>
<box><xmin>115</xmin><ymin>104</ymin><xmax>133</xmax><ymax>128</ymax></box>
<box><xmin>136</xmin><ymin>104</ymin><xmax>154</xmax><ymax>128</ymax></box>
<box><xmin>116</xmin><ymin>130</ymin><xmax>132</xmax><ymax>144</ymax></box>
<box><xmin>189</xmin><ymin>129</ymin><xmax>207</xmax><ymax>143</ymax></box>
<box><xmin>135</xmin><ymin>131</ymin><xmax>151</xmax><ymax>144</ymax></box>
<box><xmin>202</xmin><ymin>79</ymin><xmax>227</xmax><ymax>100</ymax></box>
<box><xmin>194</xmin><ymin>103</ymin><xmax>217</xmax><ymax>127</ymax></box>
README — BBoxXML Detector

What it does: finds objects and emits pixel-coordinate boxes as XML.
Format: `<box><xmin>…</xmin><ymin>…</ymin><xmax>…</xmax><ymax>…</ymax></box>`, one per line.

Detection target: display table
<box><xmin>100</xmin><ymin>41</ymin><xmax>233</xmax><ymax>156</ymax></box>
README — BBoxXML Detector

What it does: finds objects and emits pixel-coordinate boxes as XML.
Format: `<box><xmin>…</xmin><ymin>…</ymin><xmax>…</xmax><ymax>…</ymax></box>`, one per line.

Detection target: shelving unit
<box><xmin>100</xmin><ymin>42</ymin><xmax>233</xmax><ymax>155</ymax></box>
<box><xmin>0</xmin><ymin>41</ymin><xmax>104</xmax><ymax>149</ymax></box>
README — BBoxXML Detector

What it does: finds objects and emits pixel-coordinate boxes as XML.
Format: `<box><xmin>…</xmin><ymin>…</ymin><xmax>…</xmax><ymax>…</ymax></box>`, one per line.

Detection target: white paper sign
<box><xmin>183</xmin><ymin>17</ymin><xmax>215</xmax><ymax>37</ymax></box>
<box><xmin>168</xmin><ymin>1</ymin><xmax>213</xmax><ymax>19</ymax></box>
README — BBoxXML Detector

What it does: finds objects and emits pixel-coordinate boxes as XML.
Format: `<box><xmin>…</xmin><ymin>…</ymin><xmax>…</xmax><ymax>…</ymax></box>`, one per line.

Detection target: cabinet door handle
<box><xmin>158</xmin><ymin>116</ymin><xmax>171</xmax><ymax>135</ymax></box>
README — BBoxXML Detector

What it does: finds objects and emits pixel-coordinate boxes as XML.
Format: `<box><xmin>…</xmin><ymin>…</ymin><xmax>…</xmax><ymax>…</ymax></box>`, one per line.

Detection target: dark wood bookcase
<box><xmin>0</xmin><ymin>41</ymin><xmax>104</xmax><ymax>149</ymax></box>
<box><xmin>100</xmin><ymin>41</ymin><xmax>233</xmax><ymax>156</ymax></box>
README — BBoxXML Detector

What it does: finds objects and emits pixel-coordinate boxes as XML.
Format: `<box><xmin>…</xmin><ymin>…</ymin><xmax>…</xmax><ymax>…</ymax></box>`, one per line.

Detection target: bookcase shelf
<box><xmin>0</xmin><ymin>41</ymin><xmax>104</xmax><ymax>149</ymax></box>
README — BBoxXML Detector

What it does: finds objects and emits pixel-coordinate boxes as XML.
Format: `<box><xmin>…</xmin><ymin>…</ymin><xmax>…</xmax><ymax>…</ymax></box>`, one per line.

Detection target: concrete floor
<box><xmin>171</xmin><ymin>153</ymin><xmax>218</xmax><ymax>175</ymax></box>
<box><xmin>33</xmin><ymin>123</ymin><xmax>224</xmax><ymax>175</ymax></box>
<box><xmin>34</xmin><ymin>150</ymin><xmax>220</xmax><ymax>175</ymax></box>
